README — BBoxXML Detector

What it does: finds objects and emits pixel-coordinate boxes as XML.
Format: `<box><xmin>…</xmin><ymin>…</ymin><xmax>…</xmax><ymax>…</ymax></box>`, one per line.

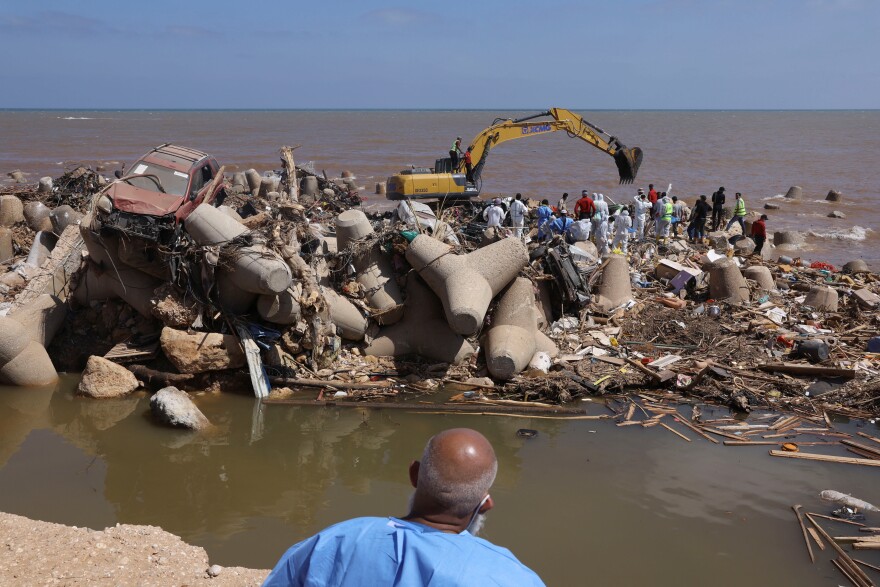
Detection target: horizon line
<box><xmin>2</xmin><ymin>108</ymin><xmax>880</xmax><ymax>113</ymax></box>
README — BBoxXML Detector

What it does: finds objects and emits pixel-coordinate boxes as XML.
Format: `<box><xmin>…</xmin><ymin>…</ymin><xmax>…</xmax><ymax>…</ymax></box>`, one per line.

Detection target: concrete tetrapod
<box><xmin>405</xmin><ymin>234</ymin><xmax>528</xmax><ymax>336</ymax></box>
<box><xmin>184</xmin><ymin>204</ymin><xmax>291</xmax><ymax>295</ymax></box>
<box><xmin>336</xmin><ymin>209</ymin><xmax>403</xmax><ymax>325</ymax></box>
<box><xmin>804</xmin><ymin>285</ymin><xmax>839</xmax><ymax>312</ymax></box>
<box><xmin>708</xmin><ymin>258</ymin><xmax>750</xmax><ymax>304</ymax></box>
<box><xmin>742</xmin><ymin>265</ymin><xmax>775</xmax><ymax>292</ymax></box>
<box><xmin>593</xmin><ymin>254</ymin><xmax>634</xmax><ymax>312</ymax></box>
<box><xmin>9</xmin><ymin>294</ymin><xmax>67</xmax><ymax>347</ymax></box>
<box><xmin>0</xmin><ymin>316</ymin><xmax>58</xmax><ymax>386</ymax></box>
<box><xmin>365</xmin><ymin>274</ymin><xmax>475</xmax><ymax>364</ymax></box>
<box><xmin>485</xmin><ymin>277</ymin><xmax>558</xmax><ymax>381</ymax></box>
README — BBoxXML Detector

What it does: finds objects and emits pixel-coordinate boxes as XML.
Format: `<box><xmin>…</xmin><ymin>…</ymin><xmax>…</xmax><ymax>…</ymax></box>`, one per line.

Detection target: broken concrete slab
<box><xmin>853</xmin><ymin>288</ymin><xmax>879</xmax><ymax>309</ymax></box>
<box><xmin>150</xmin><ymin>386</ymin><xmax>210</xmax><ymax>430</ymax></box>
<box><xmin>77</xmin><ymin>355</ymin><xmax>139</xmax><ymax>398</ymax></box>
<box><xmin>365</xmin><ymin>274</ymin><xmax>475</xmax><ymax>364</ymax></box>
<box><xmin>159</xmin><ymin>327</ymin><xmax>246</xmax><ymax>374</ymax></box>
<box><xmin>405</xmin><ymin>234</ymin><xmax>528</xmax><ymax>336</ymax></box>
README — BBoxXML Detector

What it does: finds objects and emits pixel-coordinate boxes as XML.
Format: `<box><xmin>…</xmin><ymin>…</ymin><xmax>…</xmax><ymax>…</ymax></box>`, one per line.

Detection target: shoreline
<box><xmin>0</xmin><ymin>511</ymin><xmax>269</xmax><ymax>586</ymax></box>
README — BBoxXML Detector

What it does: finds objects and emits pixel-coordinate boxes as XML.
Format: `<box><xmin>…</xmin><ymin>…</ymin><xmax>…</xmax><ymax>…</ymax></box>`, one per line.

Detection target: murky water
<box><xmin>1</xmin><ymin>377</ymin><xmax>879</xmax><ymax>585</ymax></box>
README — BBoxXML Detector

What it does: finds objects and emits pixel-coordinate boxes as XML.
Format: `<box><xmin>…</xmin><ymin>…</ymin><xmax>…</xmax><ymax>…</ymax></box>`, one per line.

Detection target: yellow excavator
<box><xmin>385</xmin><ymin>107</ymin><xmax>643</xmax><ymax>201</ymax></box>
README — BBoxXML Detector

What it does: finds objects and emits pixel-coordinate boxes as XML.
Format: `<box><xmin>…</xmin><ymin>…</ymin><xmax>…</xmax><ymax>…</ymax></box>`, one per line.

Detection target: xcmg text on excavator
<box><xmin>385</xmin><ymin>108</ymin><xmax>643</xmax><ymax>201</ymax></box>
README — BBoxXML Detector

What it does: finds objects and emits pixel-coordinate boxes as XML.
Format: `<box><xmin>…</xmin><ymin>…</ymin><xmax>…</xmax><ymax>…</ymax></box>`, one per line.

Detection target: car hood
<box><xmin>107</xmin><ymin>182</ymin><xmax>185</xmax><ymax>216</ymax></box>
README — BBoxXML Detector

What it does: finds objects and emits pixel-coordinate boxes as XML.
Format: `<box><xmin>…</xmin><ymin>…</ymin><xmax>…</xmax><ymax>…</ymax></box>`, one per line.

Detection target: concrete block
<box><xmin>773</xmin><ymin>231</ymin><xmax>805</xmax><ymax>247</ymax></box>
<box><xmin>804</xmin><ymin>285</ymin><xmax>838</xmax><ymax>311</ymax></box>
<box><xmin>38</xmin><ymin>176</ymin><xmax>53</xmax><ymax>194</ymax></box>
<box><xmin>232</xmin><ymin>172</ymin><xmax>248</xmax><ymax>188</ymax></box>
<box><xmin>853</xmin><ymin>288</ymin><xmax>879</xmax><ymax>309</ymax></box>
<box><xmin>785</xmin><ymin>186</ymin><xmax>802</xmax><ymax>199</ymax></box>
<box><xmin>843</xmin><ymin>259</ymin><xmax>869</xmax><ymax>274</ymax></box>
<box><xmin>0</xmin><ymin>316</ymin><xmax>58</xmax><ymax>386</ymax></box>
<box><xmin>9</xmin><ymin>293</ymin><xmax>67</xmax><ymax>347</ymax></box>
<box><xmin>707</xmin><ymin>231</ymin><xmax>729</xmax><ymax>251</ymax></box>
<box><xmin>301</xmin><ymin>176</ymin><xmax>319</xmax><ymax>196</ymax></box>
<box><xmin>258</xmin><ymin>177</ymin><xmax>274</xmax><ymax>199</ymax></box>
<box><xmin>826</xmin><ymin>190</ymin><xmax>842</xmax><ymax>202</ymax></box>
<box><xmin>0</xmin><ymin>195</ymin><xmax>24</xmax><ymax>226</ymax></box>
<box><xmin>185</xmin><ymin>204</ymin><xmax>291</xmax><ymax>295</ymax></box>
<box><xmin>336</xmin><ymin>209</ymin><xmax>404</xmax><ymax>325</ymax></box>
<box><xmin>25</xmin><ymin>231</ymin><xmax>57</xmax><ymax>268</ymax></box>
<box><xmin>215</xmin><ymin>270</ymin><xmax>258</xmax><ymax>314</ymax></box>
<box><xmin>827</xmin><ymin>210</ymin><xmax>846</xmax><ymax>219</ymax></box>
<box><xmin>323</xmin><ymin>287</ymin><xmax>367</xmax><ymax>341</ymax></box>
<box><xmin>49</xmin><ymin>205</ymin><xmax>83</xmax><ymax>235</ymax></box>
<box><xmin>257</xmin><ymin>284</ymin><xmax>303</xmax><ymax>325</ymax></box>
<box><xmin>245</xmin><ymin>169</ymin><xmax>262</xmax><ymax>193</ymax></box>
<box><xmin>0</xmin><ymin>227</ymin><xmax>13</xmax><ymax>263</ymax></box>
<box><xmin>217</xmin><ymin>205</ymin><xmax>243</xmax><ymax>222</ymax></box>
<box><xmin>732</xmin><ymin>236</ymin><xmax>756</xmax><ymax>256</ymax></box>
<box><xmin>708</xmin><ymin>258</ymin><xmax>750</xmax><ymax>304</ymax></box>
<box><xmin>742</xmin><ymin>265</ymin><xmax>775</xmax><ymax>291</ymax></box>
<box><xmin>593</xmin><ymin>254</ymin><xmax>634</xmax><ymax>312</ymax></box>
<box><xmin>375</xmin><ymin>182</ymin><xmax>386</xmax><ymax>195</ymax></box>
<box><xmin>485</xmin><ymin>277</ymin><xmax>555</xmax><ymax>380</ymax></box>
<box><xmin>23</xmin><ymin>201</ymin><xmax>53</xmax><ymax>232</ymax></box>
<box><xmin>405</xmin><ymin>234</ymin><xmax>528</xmax><ymax>335</ymax></box>
<box><xmin>365</xmin><ymin>274</ymin><xmax>475</xmax><ymax>364</ymax></box>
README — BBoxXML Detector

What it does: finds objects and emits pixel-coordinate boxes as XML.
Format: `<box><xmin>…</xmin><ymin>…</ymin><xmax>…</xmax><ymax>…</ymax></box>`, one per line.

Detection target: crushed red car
<box><xmin>93</xmin><ymin>144</ymin><xmax>225</xmax><ymax>245</ymax></box>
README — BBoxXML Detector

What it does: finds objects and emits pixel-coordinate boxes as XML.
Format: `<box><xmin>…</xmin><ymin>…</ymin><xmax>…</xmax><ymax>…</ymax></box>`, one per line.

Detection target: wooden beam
<box><xmin>758</xmin><ymin>363</ymin><xmax>856</xmax><ymax>380</ymax></box>
<box><xmin>769</xmin><ymin>450</ymin><xmax>880</xmax><ymax>467</ymax></box>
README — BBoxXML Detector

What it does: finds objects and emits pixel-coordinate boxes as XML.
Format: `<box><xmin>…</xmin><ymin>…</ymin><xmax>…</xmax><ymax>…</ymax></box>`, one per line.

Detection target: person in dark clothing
<box><xmin>688</xmin><ymin>195</ymin><xmax>711</xmax><ymax>242</ymax></box>
<box><xmin>449</xmin><ymin>137</ymin><xmax>463</xmax><ymax>171</ymax></box>
<box><xmin>751</xmin><ymin>214</ymin><xmax>768</xmax><ymax>255</ymax></box>
<box><xmin>711</xmin><ymin>187</ymin><xmax>726</xmax><ymax>231</ymax></box>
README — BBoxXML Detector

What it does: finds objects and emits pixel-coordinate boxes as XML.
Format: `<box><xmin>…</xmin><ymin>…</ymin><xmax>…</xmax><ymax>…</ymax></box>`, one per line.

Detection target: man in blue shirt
<box><xmin>536</xmin><ymin>199</ymin><xmax>554</xmax><ymax>241</ymax></box>
<box><xmin>264</xmin><ymin>428</ymin><xmax>545</xmax><ymax>586</ymax></box>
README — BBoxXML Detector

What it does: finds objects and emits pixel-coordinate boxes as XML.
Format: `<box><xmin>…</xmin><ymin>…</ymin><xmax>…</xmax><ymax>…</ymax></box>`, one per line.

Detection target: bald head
<box><xmin>415</xmin><ymin>428</ymin><xmax>498</xmax><ymax>518</ymax></box>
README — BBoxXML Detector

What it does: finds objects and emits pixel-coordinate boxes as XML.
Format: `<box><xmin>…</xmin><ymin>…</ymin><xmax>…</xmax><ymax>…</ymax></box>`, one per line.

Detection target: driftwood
<box><xmin>770</xmin><ymin>450</ymin><xmax>880</xmax><ymax>467</ymax></box>
<box><xmin>269</xmin><ymin>377</ymin><xmax>393</xmax><ymax>390</ymax></box>
<box><xmin>125</xmin><ymin>364</ymin><xmax>194</xmax><ymax>389</ymax></box>
<box><xmin>263</xmin><ymin>398</ymin><xmax>594</xmax><ymax>416</ymax></box>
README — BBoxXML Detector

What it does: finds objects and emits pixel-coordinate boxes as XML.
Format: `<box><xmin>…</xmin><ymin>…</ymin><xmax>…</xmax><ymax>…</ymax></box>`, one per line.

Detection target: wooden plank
<box><xmin>855</xmin><ymin>559</ymin><xmax>880</xmax><ymax>574</ymax></box>
<box><xmin>807</xmin><ymin>527</ymin><xmax>826</xmax><ymax>550</ymax></box>
<box><xmin>724</xmin><ymin>441</ymin><xmax>839</xmax><ymax>446</ymax></box>
<box><xmin>842</xmin><ymin>440</ymin><xmax>880</xmax><ymax>458</ymax></box>
<box><xmin>806</xmin><ymin>514</ymin><xmax>875</xmax><ymax>587</ymax></box>
<box><xmin>847</xmin><ymin>447</ymin><xmax>880</xmax><ymax>461</ymax></box>
<box><xmin>672</xmin><ymin>412</ymin><xmax>719</xmax><ymax>444</ymax></box>
<box><xmin>702</xmin><ymin>426</ymin><xmax>751</xmax><ymax>441</ymax></box>
<box><xmin>758</xmin><ymin>363</ymin><xmax>856</xmax><ymax>380</ymax></box>
<box><xmin>769</xmin><ymin>450</ymin><xmax>880</xmax><ymax>467</ymax></box>
<box><xmin>854</xmin><ymin>543</ymin><xmax>880</xmax><ymax>551</ymax></box>
<box><xmin>832</xmin><ymin>558</ymin><xmax>866</xmax><ymax>587</ymax></box>
<box><xmin>857</xmin><ymin>432</ymin><xmax>880</xmax><ymax>446</ymax></box>
<box><xmin>808</xmin><ymin>513</ymin><xmax>866</xmax><ymax>527</ymax></box>
<box><xmin>236</xmin><ymin>324</ymin><xmax>270</xmax><ymax>399</ymax></box>
<box><xmin>263</xmin><ymin>398</ymin><xmax>594</xmax><ymax>416</ymax></box>
<box><xmin>660</xmin><ymin>422</ymin><xmax>691</xmax><ymax>442</ymax></box>
<box><xmin>792</xmin><ymin>505</ymin><xmax>815</xmax><ymax>564</ymax></box>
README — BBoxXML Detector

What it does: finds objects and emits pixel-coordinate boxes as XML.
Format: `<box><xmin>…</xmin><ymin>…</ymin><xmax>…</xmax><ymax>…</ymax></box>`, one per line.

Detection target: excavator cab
<box><xmin>613</xmin><ymin>146</ymin><xmax>643</xmax><ymax>184</ymax></box>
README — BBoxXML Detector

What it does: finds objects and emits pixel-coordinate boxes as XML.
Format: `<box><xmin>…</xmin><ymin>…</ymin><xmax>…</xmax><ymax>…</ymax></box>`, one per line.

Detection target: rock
<box><xmin>149</xmin><ymin>386</ymin><xmax>210</xmax><ymax>430</ymax></box>
<box><xmin>38</xmin><ymin>176</ymin><xmax>53</xmax><ymax>194</ymax></box>
<box><xmin>706</xmin><ymin>231</ymin><xmax>729</xmax><ymax>252</ymax></box>
<box><xmin>322</xmin><ymin>188</ymin><xmax>335</xmax><ymax>198</ymax></box>
<box><xmin>763</xmin><ymin>203</ymin><xmax>780</xmax><ymax>210</ymax></box>
<box><xmin>150</xmin><ymin>285</ymin><xmax>203</xmax><ymax>328</ymax></box>
<box><xmin>23</xmin><ymin>201</ymin><xmax>53</xmax><ymax>232</ymax></box>
<box><xmin>784</xmin><ymin>186</ymin><xmax>802</xmax><ymax>199</ymax></box>
<box><xmin>773</xmin><ymin>231</ymin><xmax>805</xmax><ymax>247</ymax></box>
<box><xmin>827</xmin><ymin>210</ymin><xmax>846</xmax><ymax>219</ymax></box>
<box><xmin>159</xmin><ymin>327</ymin><xmax>246</xmax><ymax>374</ymax></box>
<box><xmin>207</xmin><ymin>564</ymin><xmax>223</xmax><ymax>577</ymax></box>
<box><xmin>825</xmin><ymin>189</ymin><xmax>842</xmax><ymax>202</ymax></box>
<box><xmin>804</xmin><ymin>285</ymin><xmax>838</xmax><ymax>312</ymax></box>
<box><xmin>77</xmin><ymin>355</ymin><xmax>139</xmax><ymax>398</ymax></box>
<box><xmin>49</xmin><ymin>205</ymin><xmax>83</xmax><ymax>234</ymax></box>
<box><xmin>0</xmin><ymin>195</ymin><xmax>24</xmax><ymax>226</ymax></box>
<box><xmin>843</xmin><ymin>259</ymin><xmax>869</xmax><ymax>274</ymax></box>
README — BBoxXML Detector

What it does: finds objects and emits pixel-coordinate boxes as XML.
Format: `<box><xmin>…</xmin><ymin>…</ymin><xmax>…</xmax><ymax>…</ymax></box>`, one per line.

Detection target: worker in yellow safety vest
<box><xmin>725</xmin><ymin>192</ymin><xmax>747</xmax><ymax>233</ymax></box>
<box><xmin>659</xmin><ymin>196</ymin><xmax>674</xmax><ymax>238</ymax></box>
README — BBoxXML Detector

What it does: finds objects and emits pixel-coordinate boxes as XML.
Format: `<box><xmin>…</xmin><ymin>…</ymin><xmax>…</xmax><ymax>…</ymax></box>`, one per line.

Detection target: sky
<box><xmin>0</xmin><ymin>0</ymin><xmax>877</xmax><ymax>109</ymax></box>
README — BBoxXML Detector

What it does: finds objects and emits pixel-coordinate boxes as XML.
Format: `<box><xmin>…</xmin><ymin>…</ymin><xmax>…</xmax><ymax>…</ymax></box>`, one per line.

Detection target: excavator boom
<box><xmin>385</xmin><ymin>108</ymin><xmax>643</xmax><ymax>200</ymax></box>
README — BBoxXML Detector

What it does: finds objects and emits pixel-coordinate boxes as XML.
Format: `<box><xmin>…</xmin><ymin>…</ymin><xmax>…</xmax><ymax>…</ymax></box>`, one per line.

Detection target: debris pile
<box><xmin>2</xmin><ymin>149</ymin><xmax>878</xmax><ymax>430</ymax></box>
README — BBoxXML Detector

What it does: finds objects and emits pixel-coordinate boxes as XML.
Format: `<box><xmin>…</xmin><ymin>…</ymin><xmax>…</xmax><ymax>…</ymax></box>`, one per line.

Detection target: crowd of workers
<box><xmin>481</xmin><ymin>183</ymin><xmax>768</xmax><ymax>255</ymax></box>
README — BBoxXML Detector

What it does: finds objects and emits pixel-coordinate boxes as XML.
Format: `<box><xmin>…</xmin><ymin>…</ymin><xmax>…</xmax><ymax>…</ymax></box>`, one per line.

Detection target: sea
<box><xmin>1</xmin><ymin>109</ymin><xmax>877</xmax><ymax>269</ymax></box>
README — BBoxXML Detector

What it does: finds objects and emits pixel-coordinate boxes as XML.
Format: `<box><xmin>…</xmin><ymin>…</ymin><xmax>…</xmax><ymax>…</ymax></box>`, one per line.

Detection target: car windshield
<box><xmin>126</xmin><ymin>162</ymin><xmax>190</xmax><ymax>196</ymax></box>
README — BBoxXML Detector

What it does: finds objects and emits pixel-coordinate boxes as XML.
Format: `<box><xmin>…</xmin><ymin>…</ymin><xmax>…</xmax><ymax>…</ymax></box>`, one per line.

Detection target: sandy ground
<box><xmin>0</xmin><ymin>512</ymin><xmax>269</xmax><ymax>586</ymax></box>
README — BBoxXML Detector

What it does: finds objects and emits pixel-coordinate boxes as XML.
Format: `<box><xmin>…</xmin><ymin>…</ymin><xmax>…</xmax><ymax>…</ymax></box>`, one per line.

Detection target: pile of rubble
<box><xmin>1</xmin><ymin>151</ymin><xmax>878</xmax><ymax>430</ymax></box>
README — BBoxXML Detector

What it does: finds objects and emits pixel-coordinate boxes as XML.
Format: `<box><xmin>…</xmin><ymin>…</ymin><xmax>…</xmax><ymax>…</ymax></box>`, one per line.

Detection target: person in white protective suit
<box><xmin>633</xmin><ymin>192</ymin><xmax>650</xmax><ymax>242</ymax></box>
<box><xmin>591</xmin><ymin>193</ymin><xmax>609</xmax><ymax>244</ymax></box>
<box><xmin>595</xmin><ymin>216</ymin><xmax>610</xmax><ymax>256</ymax></box>
<box><xmin>612</xmin><ymin>208</ymin><xmax>632</xmax><ymax>252</ymax></box>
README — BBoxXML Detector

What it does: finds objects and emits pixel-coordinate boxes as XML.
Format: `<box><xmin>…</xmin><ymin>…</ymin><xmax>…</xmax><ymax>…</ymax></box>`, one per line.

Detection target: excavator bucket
<box><xmin>614</xmin><ymin>146</ymin><xmax>643</xmax><ymax>184</ymax></box>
